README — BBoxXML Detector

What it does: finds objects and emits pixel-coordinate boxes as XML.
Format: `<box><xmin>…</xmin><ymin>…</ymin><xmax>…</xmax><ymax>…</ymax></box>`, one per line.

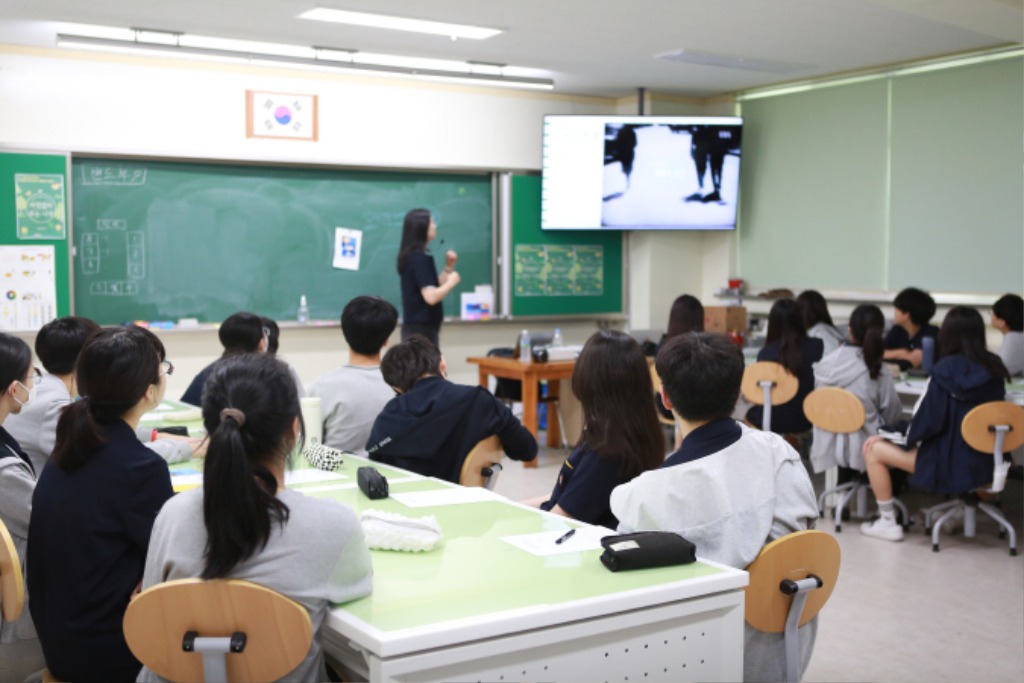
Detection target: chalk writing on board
<box><xmin>127</xmin><ymin>232</ymin><xmax>145</xmax><ymax>279</ymax></box>
<box><xmin>80</xmin><ymin>234</ymin><xmax>100</xmax><ymax>275</ymax></box>
<box><xmin>81</xmin><ymin>166</ymin><xmax>148</xmax><ymax>186</ymax></box>
<box><xmin>97</xmin><ymin>218</ymin><xmax>127</xmax><ymax>231</ymax></box>
<box><xmin>90</xmin><ymin>281</ymin><xmax>140</xmax><ymax>297</ymax></box>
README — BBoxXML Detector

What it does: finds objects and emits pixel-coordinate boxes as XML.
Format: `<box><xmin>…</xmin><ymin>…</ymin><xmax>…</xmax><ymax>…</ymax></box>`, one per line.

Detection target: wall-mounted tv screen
<box><xmin>541</xmin><ymin>115</ymin><xmax>743</xmax><ymax>230</ymax></box>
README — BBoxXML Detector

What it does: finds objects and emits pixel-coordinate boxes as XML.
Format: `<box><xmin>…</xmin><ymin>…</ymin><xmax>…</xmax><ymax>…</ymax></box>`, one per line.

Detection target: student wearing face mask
<box><xmin>0</xmin><ymin>332</ymin><xmax>46</xmax><ymax>683</ymax></box>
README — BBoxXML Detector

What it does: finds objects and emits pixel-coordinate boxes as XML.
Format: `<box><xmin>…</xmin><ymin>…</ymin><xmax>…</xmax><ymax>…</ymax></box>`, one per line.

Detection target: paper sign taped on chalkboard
<box><xmin>333</xmin><ymin>227</ymin><xmax>362</xmax><ymax>271</ymax></box>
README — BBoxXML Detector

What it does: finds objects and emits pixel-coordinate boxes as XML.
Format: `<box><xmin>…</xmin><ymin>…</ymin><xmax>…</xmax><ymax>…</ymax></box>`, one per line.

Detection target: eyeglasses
<box><xmin>160</xmin><ymin>360</ymin><xmax>174</xmax><ymax>377</ymax></box>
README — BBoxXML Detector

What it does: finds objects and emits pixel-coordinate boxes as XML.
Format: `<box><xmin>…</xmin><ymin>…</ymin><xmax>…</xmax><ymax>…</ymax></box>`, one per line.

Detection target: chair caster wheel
<box><xmin>1011</xmin><ymin>548</ymin><xmax>1018</xmax><ymax>557</ymax></box>
<box><xmin>819</xmin><ymin>510</ymin><xmax>825</xmax><ymax>518</ymax></box>
<box><xmin>932</xmin><ymin>544</ymin><xmax>940</xmax><ymax>552</ymax></box>
<box><xmin>998</xmin><ymin>530</ymin><xmax>1006</xmax><ymax>539</ymax></box>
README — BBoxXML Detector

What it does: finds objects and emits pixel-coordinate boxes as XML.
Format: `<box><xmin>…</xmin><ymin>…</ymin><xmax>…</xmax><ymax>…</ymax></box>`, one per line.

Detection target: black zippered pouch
<box><xmin>599</xmin><ymin>532</ymin><xmax>696</xmax><ymax>572</ymax></box>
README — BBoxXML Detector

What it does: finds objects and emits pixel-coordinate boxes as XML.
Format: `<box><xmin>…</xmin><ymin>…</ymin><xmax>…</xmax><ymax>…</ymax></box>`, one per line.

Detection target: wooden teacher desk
<box><xmin>165</xmin><ymin>455</ymin><xmax>748</xmax><ymax>683</ymax></box>
<box><xmin>466</xmin><ymin>356</ymin><xmax>576</xmax><ymax>453</ymax></box>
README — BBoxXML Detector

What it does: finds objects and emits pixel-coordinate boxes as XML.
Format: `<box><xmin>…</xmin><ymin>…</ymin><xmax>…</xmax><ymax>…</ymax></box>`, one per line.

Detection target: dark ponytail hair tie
<box><xmin>219</xmin><ymin>408</ymin><xmax>246</xmax><ymax>427</ymax></box>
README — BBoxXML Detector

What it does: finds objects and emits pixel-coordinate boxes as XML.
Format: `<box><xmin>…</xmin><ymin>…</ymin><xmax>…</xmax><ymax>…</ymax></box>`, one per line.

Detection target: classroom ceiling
<box><xmin>0</xmin><ymin>0</ymin><xmax>1021</xmax><ymax>98</ymax></box>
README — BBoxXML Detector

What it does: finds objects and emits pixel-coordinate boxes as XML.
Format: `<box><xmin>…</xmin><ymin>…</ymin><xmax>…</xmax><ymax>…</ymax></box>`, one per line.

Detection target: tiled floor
<box><xmin>493</xmin><ymin>438</ymin><xmax>1024</xmax><ymax>683</ymax></box>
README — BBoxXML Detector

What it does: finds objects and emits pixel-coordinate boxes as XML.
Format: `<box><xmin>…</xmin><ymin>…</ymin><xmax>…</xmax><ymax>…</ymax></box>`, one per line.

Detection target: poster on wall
<box><xmin>0</xmin><ymin>245</ymin><xmax>58</xmax><ymax>330</ymax></box>
<box><xmin>14</xmin><ymin>174</ymin><xmax>66</xmax><ymax>239</ymax></box>
<box><xmin>246</xmin><ymin>90</ymin><xmax>319</xmax><ymax>141</ymax></box>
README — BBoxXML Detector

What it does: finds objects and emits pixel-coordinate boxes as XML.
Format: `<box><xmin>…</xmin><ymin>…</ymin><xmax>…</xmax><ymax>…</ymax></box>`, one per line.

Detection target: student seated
<box><xmin>181</xmin><ymin>311</ymin><xmax>266</xmax><ymax>406</ymax></box>
<box><xmin>797</xmin><ymin>289</ymin><xmax>845</xmax><ymax>356</ymax></box>
<box><xmin>261</xmin><ymin>316</ymin><xmax>306</xmax><ymax>396</ymax></box>
<box><xmin>611</xmin><ymin>332</ymin><xmax>819</xmax><ymax>682</ymax></box>
<box><xmin>28</xmin><ymin>326</ymin><xmax>175</xmax><ymax>682</ymax></box>
<box><xmin>991</xmin><ymin>293</ymin><xmax>1023</xmax><ymax>377</ymax></box>
<box><xmin>5</xmin><ymin>316</ymin><xmax>99</xmax><ymax>473</ymax></box>
<box><xmin>746</xmin><ymin>298</ymin><xmax>824</xmax><ymax>433</ymax></box>
<box><xmin>810</xmin><ymin>304</ymin><xmax>903</xmax><ymax>475</ymax></box>
<box><xmin>366</xmin><ymin>335</ymin><xmax>537</xmax><ymax>482</ymax></box>
<box><xmin>309</xmin><ymin>296</ymin><xmax>398</xmax><ymax>453</ymax></box>
<box><xmin>883</xmin><ymin>287</ymin><xmax>938</xmax><ymax>370</ymax></box>
<box><xmin>138</xmin><ymin>354</ymin><xmax>372</xmax><ymax>683</ymax></box>
<box><xmin>861</xmin><ymin>306</ymin><xmax>1010</xmax><ymax>541</ymax></box>
<box><xmin>524</xmin><ymin>330</ymin><xmax>664</xmax><ymax>529</ymax></box>
<box><xmin>655</xmin><ymin>294</ymin><xmax>704</xmax><ymax>418</ymax></box>
<box><xmin>0</xmin><ymin>333</ymin><xmax>46</xmax><ymax>682</ymax></box>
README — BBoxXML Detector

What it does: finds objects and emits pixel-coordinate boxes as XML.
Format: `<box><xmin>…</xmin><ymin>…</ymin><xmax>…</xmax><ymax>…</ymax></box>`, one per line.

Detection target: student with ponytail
<box><xmin>0</xmin><ymin>333</ymin><xmax>45</xmax><ymax>683</ymax></box>
<box><xmin>27</xmin><ymin>326</ymin><xmax>174</xmax><ymax>682</ymax></box>
<box><xmin>810</xmin><ymin>304</ymin><xmax>903</xmax><ymax>475</ymax></box>
<box><xmin>138</xmin><ymin>353</ymin><xmax>372</xmax><ymax>683</ymax></box>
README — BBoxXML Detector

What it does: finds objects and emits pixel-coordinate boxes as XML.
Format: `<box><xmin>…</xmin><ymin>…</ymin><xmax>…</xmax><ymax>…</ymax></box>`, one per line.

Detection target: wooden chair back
<box><xmin>961</xmin><ymin>402</ymin><xmax>1024</xmax><ymax>454</ymax></box>
<box><xmin>741</xmin><ymin>361</ymin><xmax>799</xmax><ymax>408</ymax></box>
<box><xmin>0</xmin><ymin>519</ymin><xmax>25</xmax><ymax>623</ymax></box>
<box><xmin>745</xmin><ymin>530</ymin><xmax>840</xmax><ymax>633</ymax></box>
<box><xmin>123</xmin><ymin>578</ymin><xmax>312</xmax><ymax>683</ymax></box>
<box><xmin>460</xmin><ymin>435</ymin><xmax>505</xmax><ymax>489</ymax></box>
<box><xmin>803</xmin><ymin>387</ymin><xmax>866</xmax><ymax>435</ymax></box>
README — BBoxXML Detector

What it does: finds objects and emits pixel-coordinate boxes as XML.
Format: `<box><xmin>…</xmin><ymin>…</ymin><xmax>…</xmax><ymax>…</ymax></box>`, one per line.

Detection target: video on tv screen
<box><xmin>541</xmin><ymin>115</ymin><xmax>743</xmax><ymax>230</ymax></box>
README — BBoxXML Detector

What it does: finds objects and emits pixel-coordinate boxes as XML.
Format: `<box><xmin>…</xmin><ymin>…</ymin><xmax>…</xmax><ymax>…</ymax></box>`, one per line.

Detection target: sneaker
<box><xmin>860</xmin><ymin>518</ymin><xmax>904</xmax><ymax>541</ymax></box>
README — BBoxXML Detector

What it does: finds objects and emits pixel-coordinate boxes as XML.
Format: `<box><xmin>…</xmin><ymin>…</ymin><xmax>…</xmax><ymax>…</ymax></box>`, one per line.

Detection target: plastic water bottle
<box><xmin>297</xmin><ymin>295</ymin><xmax>309</xmax><ymax>325</ymax></box>
<box><xmin>921</xmin><ymin>336</ymin><xmax>935</xmax><ymax>373</ymax></box>
<box><xmin>552</xmin><ymin>327</ymin><xmax>564</xmax><ymax>347</ymax></box>
<box><xmin>519</xmin><ymin>329</ymin><xmax>531</xmax><ymax>362</ymax></box>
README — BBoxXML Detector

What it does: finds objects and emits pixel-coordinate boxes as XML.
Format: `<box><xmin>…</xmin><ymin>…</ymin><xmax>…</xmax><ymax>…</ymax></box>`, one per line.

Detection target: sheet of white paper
<box><xmin>500</xmin><ymin>527</ymin><xmax>605</xmax><ymax>557</ymax></box>
<box><xmin>333</xmin><ymin>227</ymin><xmax>362</xmax><ymax>271</ymax></box>
<box><xmin>285</xmin><ymin>469</ymin><xmax>349</xmax><ymax>485</ymax></box>
<box><xmin>391</xmin><ymin>487</ymin><xmax>500</xmax><ymax>508</ymax></box>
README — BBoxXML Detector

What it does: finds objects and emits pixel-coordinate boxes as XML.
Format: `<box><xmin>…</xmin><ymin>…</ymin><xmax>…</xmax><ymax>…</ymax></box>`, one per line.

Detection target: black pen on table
<box><xmin>555</xmin><ymin>528</ymin><xmax>576</xmax><ymax>545</ymax></box>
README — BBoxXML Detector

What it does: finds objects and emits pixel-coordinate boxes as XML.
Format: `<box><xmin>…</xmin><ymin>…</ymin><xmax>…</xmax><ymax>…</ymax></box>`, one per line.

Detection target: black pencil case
<box><xmin>358</xmin><ymin>466</ymin><xmax>389</xmax><ymax>500</ymax></box>
<box><xmin>599</xmin><ymin>532</ymin><xmax>697</xmax><ymax>572</ymax></box>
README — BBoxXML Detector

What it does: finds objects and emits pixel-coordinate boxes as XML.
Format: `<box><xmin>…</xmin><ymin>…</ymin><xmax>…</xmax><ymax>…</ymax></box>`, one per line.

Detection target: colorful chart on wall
<box><xmin>15</xmin><ymin>173</ymin><xmax>66</xmax><ymax>240</ymax></box>
<box><xmin>0</xmin><ymin>245</ymin><xmax>58</xmax><ymax>329</ymax></box>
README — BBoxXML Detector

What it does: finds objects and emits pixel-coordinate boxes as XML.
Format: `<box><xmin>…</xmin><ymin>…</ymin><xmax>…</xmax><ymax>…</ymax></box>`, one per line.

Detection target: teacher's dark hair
<box><xmin>0</xmin><ymin>333</ymin><xmax>33</xmax><ymax>398</ymax></box>
<box><xmin>936</xmin><ymin>306</ymin><xmax>1009</xmax><ymax>381</ymax></box>
<box><xmin>765</xmin><ymin>298</ymin><xmax>807</xmax><ymax>376</ymax></box>
<box><xmin>848</xmin><ymin>304</ymin><xmax>886</xmax><ymax>380</ymax></box>
<box><xmin>572</xmin><ymin>330</ymin><xmax>663</xmax><ymax>480</ymax></box>
<box><xmin>34</xmin><ymin>316</ymin><xmax>101</xmax><ymax>375</ymax></box>
<box><xmin>666</xmin><ymin>294</ymin><xmax>704</xmax><ymax>339</ymax></box>
<box><xmin>200</xmin><ymin>353</ymin><xmax>300</xmax><ymax>579</ymax></box>
<box><xmin>397</xmin><ymin>208</ymin><xmax>432</xmax><ymax>274</ymax></box>
<box><xmin>52</xmin><ymin>326</ymin><xmax>165</xmax><ymax>472</ymax></box>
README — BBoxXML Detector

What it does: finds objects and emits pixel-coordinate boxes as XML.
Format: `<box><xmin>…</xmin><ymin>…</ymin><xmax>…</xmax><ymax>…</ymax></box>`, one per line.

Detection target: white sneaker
<box><xmin>860</xmin><ymin>518</ymin><xmax>904</xmax><ymax>541</ymax></box>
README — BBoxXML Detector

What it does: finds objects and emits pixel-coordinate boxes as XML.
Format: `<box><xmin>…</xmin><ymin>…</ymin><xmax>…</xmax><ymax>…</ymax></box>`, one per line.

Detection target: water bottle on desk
<box><xmin>297</xmin><ymin>295</ymin><xmax>309</xmax><ymax>325</ymax></box>
<box><xmin>552</xmin><ymin>327</ymin><xmax>564</xmax><ymax>347</ymax></box>
<box><xmin>519</xmin><ymin>329</ymin><xmax>532</xmax><ymax>362</ymax></box>
<box><xmin>921</xmin><ymin>336</ymin><xmax>935</xmax><ymax>373</ymax></box>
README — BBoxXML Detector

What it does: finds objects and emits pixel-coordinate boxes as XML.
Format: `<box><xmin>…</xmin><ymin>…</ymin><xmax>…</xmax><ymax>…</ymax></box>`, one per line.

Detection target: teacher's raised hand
<box><xmin>445</xmin><ymin>250</ymin><xmax>458</xmax><ymax>270</ymax></box>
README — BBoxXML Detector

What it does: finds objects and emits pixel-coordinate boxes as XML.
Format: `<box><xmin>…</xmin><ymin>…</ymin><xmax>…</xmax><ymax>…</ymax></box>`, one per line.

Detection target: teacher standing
<box><xmin>397</xmin><ymin>208</ymin><xmax>460</xmax><ymax>347</ymax></box>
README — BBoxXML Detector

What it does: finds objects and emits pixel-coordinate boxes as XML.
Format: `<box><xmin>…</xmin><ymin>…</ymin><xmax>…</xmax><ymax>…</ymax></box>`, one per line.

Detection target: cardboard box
<box><xmin>704</xmin><ymin>306</ymin><xmax>747</xmax><ymax>334</ymax></box>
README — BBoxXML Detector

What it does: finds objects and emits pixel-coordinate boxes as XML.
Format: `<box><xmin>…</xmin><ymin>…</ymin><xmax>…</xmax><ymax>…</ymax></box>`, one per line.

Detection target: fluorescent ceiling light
<box><xmin>55</xmin><ymin>31</ymin><xmax>552</xmax><ymax>90</ymax></box>
<box><xmin>299</xmin><ymin>8</ymin><xmax>501</xmax><ymax>40</ymax></box>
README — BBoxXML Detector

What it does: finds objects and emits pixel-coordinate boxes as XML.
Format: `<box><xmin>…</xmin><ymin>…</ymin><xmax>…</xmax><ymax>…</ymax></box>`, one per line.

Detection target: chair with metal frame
<box><xmin>921</xmin><ymin>401</ymin><xmax>1023</xmax><ymax>555</ymax></box>
<box><xmin>742</xmin><ymin>361</ymin><xmax>799</xmax><ymax>433</ymax></box>
<box><xmin>123</xmin><ymin>578</ymin><xmax>312</xmax><ymax>683</ymax></box>
<box><xmin>460</xmin><ymin>435</ymin><xmax>505</xmax><ymax>490</ymax></box>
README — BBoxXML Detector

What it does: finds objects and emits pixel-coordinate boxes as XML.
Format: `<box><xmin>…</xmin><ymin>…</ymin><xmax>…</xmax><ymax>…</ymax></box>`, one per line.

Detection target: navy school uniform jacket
<box><xmin>27</xmin><ymin>420</ymin><xmax>174</xmax><ymax>682</ymax></box>
<box><xmin>541</xmin><ymin>445</ymin><xmax>626</xmax><ymax>530</ymax></box>
<box><xmin>366</xmin><ymin>375</ymin><xmax>537</xmax><ymax>483</ymax></box>
<box><xmin>907</xmin><ymin>354</ymin><xmax>1006</xmax><ymax>494</ymax></box>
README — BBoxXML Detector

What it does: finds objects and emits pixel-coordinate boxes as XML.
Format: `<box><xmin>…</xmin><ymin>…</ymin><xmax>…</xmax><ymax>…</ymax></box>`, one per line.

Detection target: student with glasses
<box><xmin>180</xmin><ymin>311</ymin><xmax>267</xmax><ymax>406</ymax></box>
<box><xmin>0</xmin><ymin>333</ymin><xmax>46</xmax><ymax>683</ymax></box>
<box><xmin>27</xmin><ymin>326</ymin><xmax>175</xmax><ymax>682</ymax></box>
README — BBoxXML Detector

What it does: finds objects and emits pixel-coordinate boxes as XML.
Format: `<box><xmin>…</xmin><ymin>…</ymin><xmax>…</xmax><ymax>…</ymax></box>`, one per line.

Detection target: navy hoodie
<box><xmin>366</xmin><ymin>376</ymin><xmax>538</xmax><ymax>483</ymax></box>
<box><xmin>908</xmin><ymin>354</ymin><xmax>1006</xmax><ymax>494</ymax></box>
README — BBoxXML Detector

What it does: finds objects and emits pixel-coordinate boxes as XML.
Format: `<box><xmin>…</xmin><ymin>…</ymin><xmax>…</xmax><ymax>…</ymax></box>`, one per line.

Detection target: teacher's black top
<box><xmin>28</xmin><ymin>420</ymin><xmax>174</xmax><ymax>683</ymax></box>
<box><xmin>400</xmin><ymin>250</ymin><xmax>443</xmax><ymax>326</ymax></box>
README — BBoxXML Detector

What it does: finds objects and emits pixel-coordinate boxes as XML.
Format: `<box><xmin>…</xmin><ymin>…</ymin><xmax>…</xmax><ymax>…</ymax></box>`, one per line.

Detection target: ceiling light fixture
<box><xmin>299</xmin><ymin>8</ymin><xmax>501</xmax><ymax>40</ymax></box>
<box><xmin>56</xmin><ymin>31</ymin><xmax>553</xmax><ymax>90</ymax></box>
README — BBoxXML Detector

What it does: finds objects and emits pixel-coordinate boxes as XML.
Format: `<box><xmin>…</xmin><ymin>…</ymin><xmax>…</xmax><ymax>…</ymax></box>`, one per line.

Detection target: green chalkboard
<box><xmin>0</xmin><ymin>151</ymin><xmax>73</xmax><ymax>327</ymax></box>
<box><xmin>71</xmin><ymin>158</ymin><xmax>493</xmax><ymax>324</ymax></box>
<box><xmin>510</xmin><ymin>175</ymin><xmax>623</xmax><ymax>316</ymax></box>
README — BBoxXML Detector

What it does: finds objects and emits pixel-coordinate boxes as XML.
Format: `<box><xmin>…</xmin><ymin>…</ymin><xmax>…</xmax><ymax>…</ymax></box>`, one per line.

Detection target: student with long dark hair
<box><xmin>0</xmin><ymin>333</ymin><xmax>45</xmax><ymax>682</ymax></box>
<box><xmin>746</xmin><ymin>298</ymin><xmax>824</xmax><ymax>433</ymax></box>
<box><xmin>797</xmin><ymin>290</ymin><xmax>844</xmax><ymax>356</ymax></box>
<box><xmin>665</xmin><ymin>294</ymin><xmax>705</xmax><ymax>341</ymax></box>
<box><xmin>527</xmin><ymin>330</ymin><xmax>664</xmax><ymax>529</ymax></box>
<box><xmin>27</xmin><ymin>326</ymin><xmax>174</xmax><ymax>682</ymax></box>
<box><xmin>397</xmin><ymin>208</ymin><xmax>460</xmax><ymax>347</ymax></box>
<box><xmin>810</xmin><ymin>304</ymin><xmax>902</xmax><ymax>474</ymax></box>
<box><xmin>138</xmin><ymin>354</ymin><xmax>372</xmax><ymax>682</ymax></box>
<box><xmin>860</xmin><ymin>307</ymin><xmax>1010</xmax><ymax>541</ymax></box>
